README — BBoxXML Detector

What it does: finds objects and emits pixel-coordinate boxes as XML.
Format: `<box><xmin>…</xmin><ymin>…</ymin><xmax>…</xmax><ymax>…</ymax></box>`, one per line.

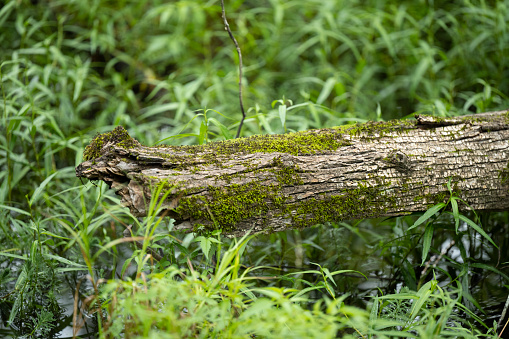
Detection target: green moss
<box><xmin>80</xmin><ymin>126</ymin><xmax>352</xmax><ymax>172</ymax></box>
<box><xmin>165</xmin><ymin>128</ymin><xmax>351</xmax><ymax>157</ymax></box>
<box><xmin>289</xmin><ymin>181</ymin><xmax>397</xmax><ymax>228</ymax></box>
<box><xmin>174</xmin><ymin>173</ymin><xmax>469</xmax><ymax>234</ymax></box>
<box><xmin>175</xmin><ymin>181</ymin><xmax>286</xmax><ymax>232</ymax></box>
<box><xmin>174</xmin><ymin>176</ymin><xmax>399</xmax><ymax>234</ymax></box>
<box><xmin>83</xmin><ymin>126</ymin><xmax>139</xmax><ymax>161</ymax></box>
<box><xmin>82</xmin><ymin>120</ymin><xmax>419</xmax><ymax>173</ymax></box>
<box><xmin>336</xmin><ymin>119</ymin><xmax>415</xmax><ymax>139</ymax></box>
<box><xmin>270</xmin><ymin>156</ymin><xmax>305</xmax><ymax>186</ymax></box>
<box><xmin>145</xmin><ymin>120</ymin><xmax>420</xmax><ymax>173</ymax></box>
<box><xmin>499</xmin><ymin>162</ymin><xmax>509</xmax><ymax>184</ymax></box>
<box><xmin>433</xmin><ymin>191</ymin><xmax>448</xmax><ymax>203</ymax></box>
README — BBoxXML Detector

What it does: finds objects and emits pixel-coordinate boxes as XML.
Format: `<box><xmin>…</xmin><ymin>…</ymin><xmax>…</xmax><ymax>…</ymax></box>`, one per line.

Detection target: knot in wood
<box><xmin>385</xmin><ymin>150</ymin><xmax>412</xmax><ymax>173</ymax></box>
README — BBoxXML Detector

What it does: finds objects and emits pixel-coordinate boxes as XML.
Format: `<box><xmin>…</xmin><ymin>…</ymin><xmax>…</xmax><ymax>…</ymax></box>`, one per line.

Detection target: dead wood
<box><xmin>76</xmin><ymin>110</ymin><xmax>509</xmax><ymax>237</ymax></box>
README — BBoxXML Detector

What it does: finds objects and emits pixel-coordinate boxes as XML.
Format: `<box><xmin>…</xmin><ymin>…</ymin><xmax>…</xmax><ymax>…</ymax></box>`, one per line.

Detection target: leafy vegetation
<box><xmin>1</xmin><ymin>0</ymin><xmax>508</xmax><ymax>337</ymax></box>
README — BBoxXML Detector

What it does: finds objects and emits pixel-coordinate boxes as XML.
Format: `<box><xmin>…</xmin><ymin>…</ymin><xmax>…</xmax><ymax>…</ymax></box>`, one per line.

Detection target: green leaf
<box><xmin>0</xmin><ymin>204</ymin><xmax>31</xmax><ymax>216</ymax></box>
<box><xmin>410</xmin><ymin>57</ymin><xmax>430</xmax><ymax>96</ymax></box>
<box><xmin>376</xmin><ymin>292</ymin><xmax>418</xmax><ymax>300</ymax></box>
<box><xmin>374</xmin><ymin>17</ymin><xmax>395</xmax><ymax>58</ymax></box>
<box><xmin>73</xmin><ymin>59</ymin><xmax>90</xmax><ymax>102</ymax></box>
<box><xmin>9</xmin><ymin>266</ymin><xmax>28</xmax><ymax>325</ymax></box>
<box><xmin>291</xmin><ymin>284</ymin><xmax>328</xmax><ymax>299</ymax></box>
<box><xmin>41</xmin><ymin>231</ymin><xmax>71</xmax><ymax>240</ymax></box>
<box><xmin>316</xmin><ymin>77</ymin><xmax>336</xmax><ymax>104</ymax></box>
<box><xmin>278</xmin><ymin>104</ymin><xmax>287</xmax><ymax>131</ymax></box>
<box><xmin>322</xmin><ymin>267</ymin><xmax>338</xmax><ymax>287</ymax></box>
<box><xmin>30</xmin><ymin>171</ymin><xmax>59</xmax><ymax>206</ymax></box>
<box><xmin>470</xmin><ymin>263</ymin><xmax>509</xmax><ymax>282</ymax></box>
<box><xmin>287</xmin><ymin>270</ymin><xmax>321</xmax><ymax>275</ymax></box>
<box><xmin>369</xmin><ymin>296</ymin><xmax>379</xmax><ymax>324</ymax></box>
<box><xmin>421</xmin><ymin>223</ymin><xmax>434</xmax><ymax>265</ymax></box>
<box><xmin>139</xmin><ymin>103</ymin><xmax>179</xmax><ymax>120</ymax></box>
<box><xmin>120</xmin><ymin>256</ymin><xmax>135</xmax><ymax>278</ymax></box>
<box><xmin>408</xmin><ymin>280</ymin><xmax>433</xmax><ymax>323</ymax></box>
<box><xmin>0</xmin><ymin>1</ymin><xmax>15</xmax><ymax>27</ymax></box>
<box><xmin>198</xmin><ymin>120</ymin><xmax>207</xmax><ymax>145</ymax></box>
<box><xmin>408</xmin><ymin>203</ymin><xmax>445</xmax><ymax>231</ymax></box>
<box><xmin>0</xmin><ymin>252</ymin><xmax>28</xmax><ymax>260</ymax></box>
<box><xmin>208</xmin><ymin>117</ymin><xmax>232</xmax><ymax>139</ymax></box>
<box><xmin>458</xmin><ymin>214</ymin><xmax>498</xmax><ymax>248</ymax></box>
<box><xmin>451</xmin><ymin>198</ymin><xmax>459</xmax><ymax>232</ymax></box>
<box><xmin>44</xmin><ymin>254</ymin><xmax>87</xmax><ymax>268</ymax></box>
<box><xmin>240</xmin><ymin>286</ymin><xmax>258</xmax><ymax>301</ymax></box>
<box><xmin>461</xmin><ymin>274</ymin><xmax>484</xmax><ymax>312</ymax></box>
<box><xmin>324</xmin><ymin>280</ymin><xmax>335</xmax><ymax>298</ymax></box>
<box><xmin>195</xmin><ymin>236</ymin><xmax>212</xmax><ymax>260</ymax></box>
<box><xmin>56</xmin><ymin>267</ymin><xmax>90</xmax><ymax>273</ymax></box>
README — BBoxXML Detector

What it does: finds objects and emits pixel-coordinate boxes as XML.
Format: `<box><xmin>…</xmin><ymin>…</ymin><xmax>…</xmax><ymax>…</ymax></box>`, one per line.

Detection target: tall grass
<box><xmin>0</xmin><ymin>0</ymin><xmax>508</xmax><ymax>337</ymax></box>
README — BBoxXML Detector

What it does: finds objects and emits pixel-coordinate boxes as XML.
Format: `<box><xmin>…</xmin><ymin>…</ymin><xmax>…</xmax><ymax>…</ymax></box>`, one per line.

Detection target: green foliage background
<box><xmin>1</xmin><ymin>0</ymin><xmax>508</xmax><ymax>337</ymax></box>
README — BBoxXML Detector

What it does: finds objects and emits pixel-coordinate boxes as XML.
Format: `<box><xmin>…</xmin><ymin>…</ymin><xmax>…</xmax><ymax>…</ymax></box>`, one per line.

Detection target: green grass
<box><xmin>1</xmin><ymin>0</ymin><xmax>508</xmax><ymax>337</ymax></box>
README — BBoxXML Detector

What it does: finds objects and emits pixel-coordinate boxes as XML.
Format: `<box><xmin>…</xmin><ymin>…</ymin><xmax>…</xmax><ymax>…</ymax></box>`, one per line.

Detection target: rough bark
<box><xmin>76</xmin><ymin>110</ymin><xmax>509</xmax><ymax>237</ymax></box>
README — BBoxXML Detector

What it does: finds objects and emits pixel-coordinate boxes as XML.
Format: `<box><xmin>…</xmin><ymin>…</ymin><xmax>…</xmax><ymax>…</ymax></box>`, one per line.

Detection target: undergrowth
<box><xmin>0</xmin><ymin>0</ymin><xmax>508</xmax><ymax>337</ymax></box>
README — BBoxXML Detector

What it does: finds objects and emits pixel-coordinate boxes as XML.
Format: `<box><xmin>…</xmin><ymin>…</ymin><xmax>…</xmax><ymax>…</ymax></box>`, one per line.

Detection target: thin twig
<box><xmin>220</xmin><ymin>0</ymin><xmax>245</xmax><ymax>139</ymax></box>
<box><xmin>421</xmin><ymin>240</ymin><xmax>455</xmax><ymax>277</ymax></box>
<box><xmin>499</xmin><ymin>318</ymin><xmax>509</xmax><ymax>338</ymax></box>
<box><xmin>498</xmin><ymin>293</ymin><xmax>509</xmax><ymax>335</ymax></box>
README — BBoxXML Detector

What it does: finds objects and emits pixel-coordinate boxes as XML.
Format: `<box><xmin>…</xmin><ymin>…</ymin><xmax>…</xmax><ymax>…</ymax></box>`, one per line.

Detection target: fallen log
<box><xmin>76</xmin><ymin>110</ymin><xmax>509</xmax><ymax>236</ymax></box>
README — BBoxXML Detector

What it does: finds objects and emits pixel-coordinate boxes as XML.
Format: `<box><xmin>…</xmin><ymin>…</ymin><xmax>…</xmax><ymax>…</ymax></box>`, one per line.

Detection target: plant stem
<box><xmin>220</xmin><ymin>0</ymin><xmax>246</xmax><ymax>139</ymax></box>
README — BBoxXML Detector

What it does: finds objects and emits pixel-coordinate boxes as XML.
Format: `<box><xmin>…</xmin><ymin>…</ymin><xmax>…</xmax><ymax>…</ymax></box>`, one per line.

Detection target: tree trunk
<box><xmin>76</xmin><ymin>110</ymin><xmax>509</xmax><ymax>237</ymax></box>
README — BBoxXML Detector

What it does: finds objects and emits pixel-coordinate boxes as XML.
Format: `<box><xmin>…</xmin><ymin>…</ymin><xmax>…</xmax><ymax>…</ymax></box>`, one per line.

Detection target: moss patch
<box><xmin>83</xmin><ymin>126</ymin><xmax>139</xmax><ymax>161</ymax></box>
<box><xmin>290</xmin><ymin>181</ymin><xmax>397</xmax><ymax>228</ymax></box>
<box><xmin>174</xmin><ymin>178</ymin><xmax>398</xmax><ymax>233</ymax></box>
<box><xmin>499</xmin><ymin>162</ymin><xmax>509</xmax><ymax>184</ymax></box>
<box><xmin>159</xmin><ymin>128</ymin><xmax>352</xmax><ymax>157</ymax></box>
<box><xmin>270</xmin><ymin>156</ymin><xmax>305</xmax><ymax>186</ymax></box>
<box><xmin>175</xmin><ymin>181</ymin><xmax>287</xmax><ymax>232</ymax></box>
<box><xmin>336</xmin><ymin>119</ymin><xmax>415</xmax><ymax>139</ymax></box>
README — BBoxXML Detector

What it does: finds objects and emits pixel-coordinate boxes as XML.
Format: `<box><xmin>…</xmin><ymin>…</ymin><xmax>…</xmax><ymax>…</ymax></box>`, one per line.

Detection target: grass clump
<box><xmin>98</xmin><ymin>234</ymin><xmax>497</xmax><ymax>339</ymax></box>
<box><xmin>100</xmin><ymin>237</ymin><xmax>361</xmax><ymax>338</ymax></box>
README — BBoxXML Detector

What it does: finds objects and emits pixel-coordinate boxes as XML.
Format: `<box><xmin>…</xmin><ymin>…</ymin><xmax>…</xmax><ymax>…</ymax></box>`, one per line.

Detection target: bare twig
<box><xmin>421</xmin><ymin>240</ymin><xmax>455</xmax><ymax>278</ymax></box>
<box><xmin>499</xmin><ymin>293</ymin><xmax>509</xmax><ymax>336</ymax></box>
<box><xmin>220</xmin><ymin>0</ymin><xmax>246</xmax><ymax>139</ymax></box>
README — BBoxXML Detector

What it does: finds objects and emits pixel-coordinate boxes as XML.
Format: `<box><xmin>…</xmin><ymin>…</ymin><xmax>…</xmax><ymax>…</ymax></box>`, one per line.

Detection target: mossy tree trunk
<box><xmin>76</xmin><ymin>110</ymin><xmax>509</xmax><ymax>237</ymax></box>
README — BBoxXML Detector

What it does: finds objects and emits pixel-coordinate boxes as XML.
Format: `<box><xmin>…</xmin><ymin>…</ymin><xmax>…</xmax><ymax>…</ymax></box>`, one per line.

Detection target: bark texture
<box><xmin>76</xmin><ymin>110</ymin><xmax>509</xmax><ymax>236</ymax></box>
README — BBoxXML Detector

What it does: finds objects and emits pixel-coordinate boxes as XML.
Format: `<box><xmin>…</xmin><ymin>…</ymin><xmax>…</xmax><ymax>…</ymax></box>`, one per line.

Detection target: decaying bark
<box><xmin>76</xmin><ymin>110</ymin><xmax>509</xmax><ymax>236</ymax></box>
